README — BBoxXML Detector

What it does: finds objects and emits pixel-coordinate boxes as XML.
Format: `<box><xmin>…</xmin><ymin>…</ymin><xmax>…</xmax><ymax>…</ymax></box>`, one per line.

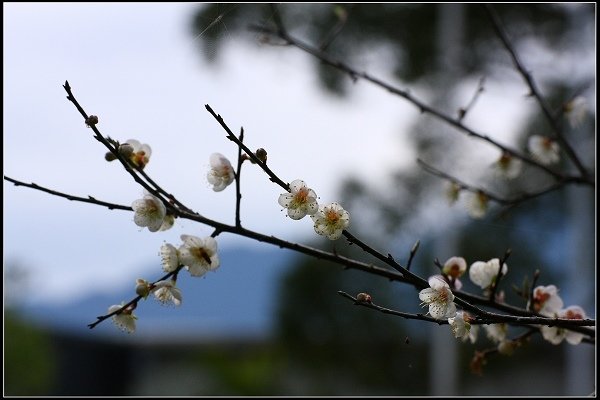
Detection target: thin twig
<box><xmin>205</xmin><ymin>104</ymin><xmax>290</xmax><ymax>191</ymax></box>
<box><xmin>526</xmin><ymin>269</ymin><xmax>541</xmax><ymax>312</ymax></box>
<box><xmin>319</xmin><ymin>5</ymin><xmax>354</xmax><ymax>51</ymax></box>
<box><xmin>488</xmin><ymin>249</ymin><xmax>511</xmax><ymax>301</ymax></box>
<box><xmin>235</xmin><ymin>127</ymin><xmax>244</xmax><ymax>227</ymax></box>
<box><xmin>337</xmin><ymin>291</ymin><xmax>446</xmax><ymax>324</ymax></box>
<box><xmin>4</xmin><ymin>176</ymin><xmax>132</xmax><ymax>212</ymax></box>
<box><xmin>406</xmin><ymin>240</ymin><xmax>420</xmax><ymax>271</ymax></box>
<box><xmin>458</xmin><ymin>77</ymin><xmax>485</xmax><ymax>121</ymax></box>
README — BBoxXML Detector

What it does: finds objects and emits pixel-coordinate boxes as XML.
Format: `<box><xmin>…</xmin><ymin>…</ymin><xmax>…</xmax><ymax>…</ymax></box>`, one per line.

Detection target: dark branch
<box><xmin>247</xmin><ymin>25</ymin><xmax>593</xmax><ymax>186</ymax></box>
<box><xmin>4</xmin><ymin>176</ymin><xmax>132</xmax><ymax>212</ymax></box>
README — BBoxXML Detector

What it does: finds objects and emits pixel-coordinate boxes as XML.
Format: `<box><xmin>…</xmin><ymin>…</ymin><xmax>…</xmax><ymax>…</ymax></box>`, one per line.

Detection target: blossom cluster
<box><xmin>418</xmin><ymin>256</ymin><xmax>588</xmax><ymax>349</ymax></box>
<box><xmin>278</xmin><ymin>179</ymin><xmax>350</xmax><ymax>240</ymax></box>
<box><xmin>109</xmin><ymin>234</ymin><xmax>220</xmax><ymax>332</ymax></box>
<box><xmin>110</xmin><ymin>150</ymin><xmax>354</xmax><ymax>333</ymax></box>
<box><xmin>445</xmin><ymin>97</ymin><xmax>589</xmax><ymax>219</ymax></box>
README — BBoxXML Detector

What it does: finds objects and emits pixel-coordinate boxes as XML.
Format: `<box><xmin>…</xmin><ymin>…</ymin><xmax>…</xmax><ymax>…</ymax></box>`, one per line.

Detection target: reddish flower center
<box><xmin>564</xmin><ymin>309</ymin><xmax>583</xmax><ymax>320</ymax></box>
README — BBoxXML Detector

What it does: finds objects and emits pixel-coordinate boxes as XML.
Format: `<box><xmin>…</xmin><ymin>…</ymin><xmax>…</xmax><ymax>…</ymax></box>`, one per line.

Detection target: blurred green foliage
<box><xmin>4</xmin><ymin>312</ymin><xmax>56</xmax><ymax>395</ymax></box>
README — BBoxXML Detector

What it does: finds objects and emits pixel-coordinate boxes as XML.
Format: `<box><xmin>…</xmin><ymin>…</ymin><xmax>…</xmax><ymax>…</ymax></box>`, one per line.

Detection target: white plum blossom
<box><xmin>493</xmin><ymin>152</ymin><xmax>522</xmax><ymax>180</ymax></box>
<box><xmin>178</xmin><ymin>235</ymin><xmax>220</xmax><ymax>277</ymax></box>
<box><xmin>159</xmin><ymin>214</ymin><xmax>175</xmax><ymax>232</ymax></box>
<box><xmin>484</xmin><ymin>323</ymin><xmax>508</xmax><ymax>343</ymax></box>
<box><xmin>564</xmin><ymin>96</ymin><xmax>587</xmax><ymax>128</ymax></box>
<box><xmin>528</xmin><ymin>135</ymin><xmax>560</xmax><ymax>165</ymax></box>
<box><xmin>445</xmin><ymin>182</ymin><xmax>461</xmax><ymax>205</ymax></box>
<box><xmin>469</xmin><ymin>258</ymin><xmax>507</xmax><ymax>290</ymax></box>
<box><xmin>448</xmin><ymin>311</ymin><xmax>471</xmax><ymax>340</ymax></box>
<box><xmin>443</xmin><ymin>256</ymin><xmax>467</xmax><ymax>290</ymax></box>
<box><xmin>124</xmin><ymin>139</ymin><xmax>152</xmax><ymax>169</ymax></box>
<box><xmin>108</xmin><ymin>304</ymin><xmax>136</xmax><ymax>333</ymax></box>
<box><xmin>443</xmin><ymin>257</ymin><xmax>467</xmax><ymax>279</ymax></box>
<box><xmin>278</xmin><ymin>179</ymin><xmax>319</xmax><ymax>220</ymax></box>
<box><xmin>463</xmin><ymin>321</ymin><xmax>479</xmax><ymax>344</ymax></box>
<box><xmin>530</xmin><ymin>285</ymin><xmax>564</xmax><ymax>317</ymax></box>
<box><xmin>160</xmin><ymin>243</ymin><xmax>180</xmax><ymax>273</ymax></box>
<box><xmin>467</xmin><ymin>191</ymin><xmax>489</xmax><ymax>219</ymax></box>
<box><xmin>419</xmin><ymin>276</ymin><xmax>457</xmax><ymax>320</ymax></box>
<box><xmin>207</xmin><ymin>153</ymin><xmax>235</xmax><ymax>192</ymax></box>
<box><xmin>152</xmin><ymin>280</ymin><xmax>182</xmax><ymax>306</ymax></box>
<box><xmin>311</xmin><ymin>202</ymin><xmax>350</xmax><ymax>240</ymax></box>
<box><xmin>131</xmin><ymin>190</ymin><xmax>167</xmax><ymax>232</ymax></box>
<box><xmin>540</xmin><ymin>306</ymin><xmax>588</xmax><ymax>345</ymax></box>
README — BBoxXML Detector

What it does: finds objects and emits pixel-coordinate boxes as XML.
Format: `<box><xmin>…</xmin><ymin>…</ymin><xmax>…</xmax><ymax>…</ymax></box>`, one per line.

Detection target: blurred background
<box><xmin>4</xmin><ymin>3</ymin><xmax>595</xmax><ymax>396</ymax></box>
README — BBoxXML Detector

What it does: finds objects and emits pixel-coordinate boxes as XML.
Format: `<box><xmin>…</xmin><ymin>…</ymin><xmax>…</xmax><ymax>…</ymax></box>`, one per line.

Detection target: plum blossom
<box><xmin>467</xmin><ymin>191</ymin><xmax>489</xmax><ymax>219</ymax></box>
<box><xmin>448</xmin><ymin>311</ymin><xmax>471</xmax><ymax>340</ymax></box>
<box><xmin>160</xmin><ymin>243</ymin><xmax>180</xmax><ymax>273</ymax></box>
<box><xmin>528</xmin><ymin>135</ymin><xmax>560</xmax><ymax>165</ymax></box>
<box><xmin>540</xmin><ymin>306</ymin><xmax>588</xmax><ymax>345</ymax></box>
<box><xmin>152</xmin><ymin>280</ymin><xmax>182</xmax><ymax>306</ymax></box>
<box><xmin>278</xmin><ymin>179</ymin><xmax>319</xmax><ymax>220</ymax></box>
<box><xmin>484</xmin><ymin>323</ymin><xmax>508</xmax><ymax>343</ymax></box>
<box><xmin>493</xmin><ymin>152</ymin><xmax>522</xmax><ymax>180</ymax></box>
<box><xmin>469</xmin><ymin>258</ymin><xmax>507</xmax><ymax>290</ymax></box>
<box><xmin>123</xmin><ymin>139</ymin><xmax>152</xmax><ymax>169</ymax></box>
<box><xmin>445</xmin><ymin>182</ymin><xmax>461</xmax><ymax>205</ymax></box>
<box><xmin>132</xmin><ymin>190</ymin><xmax>167</xmax><ymax>232</ymax></box>
<box><xmin>529</xmin><ymin>285</ymin><xmax>563</xmax><ymax>316</ymax></box>
<box><xmin>207</xmin><ymin>153</ymin><xmax>235</xmax><ymax>192</ymax></box>
<box><xmin>442</xmin><ymin>256</ymin><xmax>467</xmax><ymax>290</ymax></box>
<box><xmin>158</xmin><ymin>214</ymin><xmax>175</xmax><ymax>232</ymax></box>
<box><xmin>108</xmin><ymin>304</ymin><xmax>136</xmax><ymax>333</ymax></box>
<box><xmin>564</xmin><ymin>96</ymin><xmax>587</xmax><ymax>128</ymax></box>
<box><xmin>178</xmin><ymin>235</ymin><xmax>220</xmax><ymax>277</ymax></box>
<box><xmin>311</xmin><ymin>202</ymin><xmax>350</xmax><ymax>240</ymax></box>
<box><xmin>419</xmin><ymin>276</ymin><xmax>457</xmax><ymax>320</ymax></box>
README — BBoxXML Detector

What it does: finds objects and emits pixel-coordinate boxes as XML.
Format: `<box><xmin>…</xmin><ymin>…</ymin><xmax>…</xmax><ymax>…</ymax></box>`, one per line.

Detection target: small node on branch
<box><xmin>85</xmin><ymin>115</ymin><xmax>99</xmax><ymax>128</ymax></box>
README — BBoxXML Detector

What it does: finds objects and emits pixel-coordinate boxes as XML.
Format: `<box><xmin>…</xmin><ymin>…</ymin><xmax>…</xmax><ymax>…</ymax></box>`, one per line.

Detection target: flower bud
<box><xmin>135</xmin><ymin>278</ymin><xmax>151</xmax><ymax>298</ymax></box>
<box><xmin>105</xmin><ymin>151</ymin><xmax>118</xmax><ymax>162</ymax></box>
<box><xmin>356</xmin><ymin>292</ymin><xmax>372</xmax><ymax>303</ymax></box>
<box><xmin>85</xmin><ymin>115</ymin><xmax>99</xmax><ymax>127</ymax></box>
<box><xmin>255</xmin><ymin>148</ymin><xmax>268</xmax><ymax>164</ymax></box>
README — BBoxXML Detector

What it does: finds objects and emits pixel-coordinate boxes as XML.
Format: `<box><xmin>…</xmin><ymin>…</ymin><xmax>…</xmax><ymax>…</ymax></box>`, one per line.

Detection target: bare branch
<box><xmin>483</xmin><ymin>5</ymin><xmax>590</xmax><ymax>180</ymax></box>
<box><xmin>417</xmin><ymin>158</ymin><xmax>574</xmax><ymax>208</ymax></box>
<box><xmin>4</xmin><ymin>176</ymin><xmax>132</xmax><ymax>212</ymax></box>
<box><xmin>247</xmin><ymin>25</ymin><xmax>593</xmax><ymax>186</ymax></box>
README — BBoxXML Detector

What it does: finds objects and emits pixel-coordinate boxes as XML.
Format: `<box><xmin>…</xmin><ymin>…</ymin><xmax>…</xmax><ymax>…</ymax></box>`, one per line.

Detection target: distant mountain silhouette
<box><xmin>17</xmin><ymin>245</ymin><xmax>298</xmax><ymax>341</ymax></box>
